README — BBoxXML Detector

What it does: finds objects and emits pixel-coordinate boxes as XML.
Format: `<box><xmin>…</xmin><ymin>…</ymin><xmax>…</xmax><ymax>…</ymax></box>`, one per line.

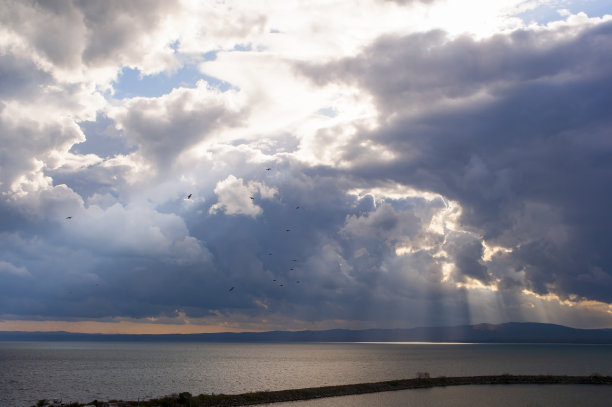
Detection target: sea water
<box><xmin>1</xmin><ymin>342</ymin><xmax>611</xmax><ymax>407</ymax></box>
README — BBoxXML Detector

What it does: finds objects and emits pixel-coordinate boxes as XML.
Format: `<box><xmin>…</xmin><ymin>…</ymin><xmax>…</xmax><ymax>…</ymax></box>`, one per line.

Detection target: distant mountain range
<box><xmin>2</xmin><ymin>322</ymin><xmax>612</xmax><ymax>343</ymax></box>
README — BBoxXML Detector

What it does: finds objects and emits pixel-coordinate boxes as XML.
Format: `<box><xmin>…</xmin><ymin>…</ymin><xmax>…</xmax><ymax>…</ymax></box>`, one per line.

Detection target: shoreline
<box><xmin>47</xmin><ymin>374</ymin><xmax>612</xmax><ymax>407</ymax></box>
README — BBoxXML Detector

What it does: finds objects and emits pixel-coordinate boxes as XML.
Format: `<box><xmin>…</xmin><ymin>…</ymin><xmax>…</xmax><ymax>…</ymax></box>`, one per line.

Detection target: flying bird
<box><xmin>285</xmin><ymin>229</ymin><xmax>291</xmax><ymax>232</ymax></box>
<box><xmin>187</xmin><ymin>194</ymin><xmax>192</xmax><ymax>199</ymax></box>
<box><xmin>229</xmin><ymin>287</ymin><xmax>235</xmax><ymax>292</ymax></box>
<box><xmin>296</xmin><ymin>206</ymin><xmax>300</xmax><ymax>209</ymax></box>
<box><xmin>65</xmin><ymin>216</ymin><xmax>72</xmax><ymax>220</ymax></box>
<box><xmin>250</xmin><ymin>196</ymin><xmax>254</xmax><ymax>200</ymax></box>
<box><xmin>266</xmin><ymin>168</ymin><xmax>271</xmax><ymax>171</ymax></box>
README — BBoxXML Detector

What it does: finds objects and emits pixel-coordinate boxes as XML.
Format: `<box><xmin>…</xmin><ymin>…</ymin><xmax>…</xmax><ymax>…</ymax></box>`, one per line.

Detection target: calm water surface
<box><xmin>1</xmin><ymin>342</ymin><xmax>611</xmax><ymax>407</ymax></box>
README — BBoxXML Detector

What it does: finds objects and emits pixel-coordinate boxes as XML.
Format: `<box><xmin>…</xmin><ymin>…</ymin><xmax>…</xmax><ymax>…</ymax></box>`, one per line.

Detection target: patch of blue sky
<box><xmin>112</xmin><ymin>64</ymin><xmax>201</xmax><ymax>99</ymax></box>
<box><xmin>516</xmin><ymin>0</ymin><xmax>611</xmax><ymax>25</ymax></box>
<box><xmin>317</xmin><ymin>107</ymin><xmax>338</xmax><ymax>118</ymax></box>
<box><xmin>111</xmin><ymin>51</ymin><xmax>234</xmax><ymax>99</ymax></box>
<box><xmin>233</xmin><ymin>43</ymin><xmax>253</xmax><ymax>51</ymax></box>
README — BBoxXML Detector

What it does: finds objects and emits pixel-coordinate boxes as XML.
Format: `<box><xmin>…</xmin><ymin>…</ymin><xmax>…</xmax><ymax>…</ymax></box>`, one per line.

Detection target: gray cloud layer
<box><xmin>1</xmin><ymin>1</ymin><xmax>611</xmax><ymax>330</ymax></box>
<box><xmin>297</xmin><ymin>21</ymin><xmax>612</xmax><ymax>303</ymax></box>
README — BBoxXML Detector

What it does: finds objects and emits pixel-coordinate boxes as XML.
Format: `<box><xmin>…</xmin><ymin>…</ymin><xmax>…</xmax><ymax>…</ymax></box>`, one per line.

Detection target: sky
<box><xmin>1</xmin><ymin>0</ymin><xmax>611</xmax><ymax>334</ymax></box>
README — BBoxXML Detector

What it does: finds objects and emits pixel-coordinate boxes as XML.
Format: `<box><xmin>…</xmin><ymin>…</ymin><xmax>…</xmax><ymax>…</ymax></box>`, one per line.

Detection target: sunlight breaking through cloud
<box><xmin>0</xmin><ymin>0</ymin><xmax>611</xmax><ymax>333</ymax></box>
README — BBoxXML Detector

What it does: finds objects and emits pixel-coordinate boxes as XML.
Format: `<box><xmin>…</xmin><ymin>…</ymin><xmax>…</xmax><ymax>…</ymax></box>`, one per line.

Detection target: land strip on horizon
<box><xmin>6</xmin><ymin>322</ymin><xmax>612</xmax><ymax>344</ymax></box>
<box><xmin>41</xmin><ymin>374</ymin><xmax>612</xmax><ymax>407</ymax></box>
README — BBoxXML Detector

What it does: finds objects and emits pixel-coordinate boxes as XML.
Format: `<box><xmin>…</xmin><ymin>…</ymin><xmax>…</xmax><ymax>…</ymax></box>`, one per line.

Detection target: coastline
<box><xmin>43</xmin><ymin>374</ymin><xmax>612</xmax><ymax>407</ymax></box>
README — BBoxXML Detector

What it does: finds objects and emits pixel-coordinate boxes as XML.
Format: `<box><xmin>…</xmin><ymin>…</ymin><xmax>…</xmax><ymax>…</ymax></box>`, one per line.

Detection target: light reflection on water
<box><xmin>1</xmin><ymin>342</ymin><xmax>611</xmax><ymax>407</ymax></box>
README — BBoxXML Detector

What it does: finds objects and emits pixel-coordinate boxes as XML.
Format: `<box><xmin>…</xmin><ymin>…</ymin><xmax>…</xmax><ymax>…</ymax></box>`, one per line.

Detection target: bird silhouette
<box><xmin>285</xmin><ymin>229</ymin><xmax>291</xmax><ymax>232</ymax></box>
<box><xmin>250</xmin><ymin>196</ymin><xmax>254</xmax><ymax>200</ymax></box>
<box><xmin>229</xmin><ymin>287</ymin><xmax>235</xmax><ymax>292</ymax></box>
<box><xmin>266</xmin><ymin>168</ymin><xmax>271</xmax><ymax>171</ymax></box>
<box><xmin>65</xmin><ymin>216</ymin><xmax>72</xmax><ymax>220</ymax></box>
<box><xmin>296</xmin><ymin>206</ymin><xmax>300</xmax><ymax>209</ymax></box>
<box><xmin>187</xmin><ymin>194</ymin><xmax>192</xmax><ymax>199</ymax></box>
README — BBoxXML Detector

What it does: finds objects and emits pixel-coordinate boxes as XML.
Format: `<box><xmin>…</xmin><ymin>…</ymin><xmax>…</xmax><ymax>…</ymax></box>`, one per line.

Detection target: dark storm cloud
<box><xmin>299</xmin><ymin>24</ymin><xmax>612</xmax><ymax>113</ymax></box>
<box><xmin>297</xmin><ymin>21</ymin><xmax>612</xmax><ymax>303</ymax></box>
<box><xmin>0</xmin><ymin>149</ymin><xmax>467</xmax><ymax>325</ymax></box>
<box><xmin>0</xmin><ymin>198</ymin><xmax>214</xmax><ymax>320</ymax></box>
<box><xmin>2</xmin><ymin>0</ymin><xmax>611</xmax><ymax>330</ymax></box>
<box><xmin>445</xmin><ymin>233</ymin><xmax>490</xmax><ymax>283</ymax></box>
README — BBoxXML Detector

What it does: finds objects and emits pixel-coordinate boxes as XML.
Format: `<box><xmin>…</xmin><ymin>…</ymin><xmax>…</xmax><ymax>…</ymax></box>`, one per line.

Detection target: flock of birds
<box><xmin>218</xmin><ymin>167</ymin><xmax>304</xmax><ymax>293</ymax></box>
<box><xmin>186</xmin><ymin>167</ymin><xmax>304</xmax><ymax>293</ymax></box>
<box><xmin>65</xmin><ymin>166</ymin><xmax>304</xmax><ymax>295</ymax></box>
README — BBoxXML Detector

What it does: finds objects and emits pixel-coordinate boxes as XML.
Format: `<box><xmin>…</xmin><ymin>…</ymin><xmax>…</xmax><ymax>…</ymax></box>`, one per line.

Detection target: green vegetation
<box><xmin>31</xmin><ymin>374</ymin><xmax>612</xmax><ymax>407</ymax></box>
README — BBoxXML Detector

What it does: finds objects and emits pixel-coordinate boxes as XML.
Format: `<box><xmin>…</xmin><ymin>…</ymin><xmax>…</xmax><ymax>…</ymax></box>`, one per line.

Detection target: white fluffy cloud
<box><xmin>109</xmin><ymin>81</ymin><xmax>245</xmax><ymax>170</ymax></box>
<box><xmin>65</xmin><ymin>202</ymin><xmax>211</xmax><ymax>262</ymax></box>
<box><xmin>210</xmin><ymin>175</ymin><xmax>277</xmax><ymax>217</ymax></box>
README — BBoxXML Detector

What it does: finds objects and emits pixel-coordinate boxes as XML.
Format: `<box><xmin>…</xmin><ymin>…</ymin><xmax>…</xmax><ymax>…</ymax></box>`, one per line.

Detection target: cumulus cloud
<box><xmin>343</xmin><ymin>202</ymin><xmax>420</xmax><ymax>242</ymax></box>
<box><xmin>0</xmin><ymin>0</ymin><xmax>181</xmax><ymax>80</ymax></box>
<box><xmin>109</xmin><ymin>82</ymin><xmax>245</xmax><ymax>170</ymax></box>
<box><xmin>1</xmin><ymin>0</ymin><xmax>611</xmax><ymax>332</ymax></box>
<box><xmin>298</xmin><ymin>19</ymin><xmax>612</xmax><ymax>115</ymax></box>
<box><xmin>0</xmin><ymin>111</ymin><xmax>84</xmax><ymax>197</ymax></box>
<box><xmin>66</xmin><ymin>203</ymin><xmax>210</xmax><ymax>262</ymax></box>
<box><xmin>209</xmin><ymin>175</ymin><xmax>277</xmax><ymax>217</ymax></box>
<box><xmin>297</xmin><ymin>18</ymin><xmax>612</xmax><ymax>305</ymax></box>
